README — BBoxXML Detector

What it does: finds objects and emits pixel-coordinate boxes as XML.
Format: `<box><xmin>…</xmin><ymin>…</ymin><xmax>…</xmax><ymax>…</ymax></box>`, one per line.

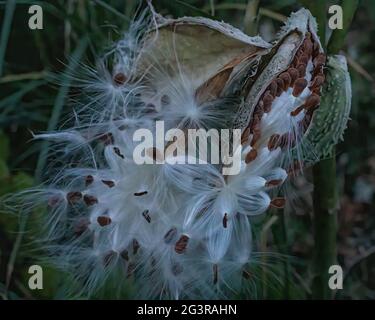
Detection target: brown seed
<box><xmin>97</xmin><ymin>215</ymin><xmax>112</xmax><ymax>226</ymax></box>
<box><xmin>83</xmin><ymin>194</ymin><xmax>98</xmax><ymax>206</ymax></box>
<box><xmin>120</xmin><ymin>249</ymin><xmax>129</xmax><ymax>261</ymax></box>
<box><xmin>292</xmin><ymin>78</ymin><xmax>308</xmax><ymax>97</ymax></box>
<box><xmin>213</xmin><ymin>264</ymin><xmax>218</xmax><ymax>284</ymax></box>
<box><xmin>304</xmin><ymin>94</ymin><xmax>321</xmax><ymax>111</ymax></box>
<box><xmin>311</xmin><ymin>86</ymin><xmax>321</xmax><ymax>95</ymax></box>
<box><xmin>133</xmin><ymin>239</ymin><xmax>140</xmax><ymax>255</ymax></box>
<box><xmin>292</xmin><ymin>56</ymin><xmax>300</xmax><ymax>68</ymax></box>
<box><xmin>164</xmin><ymin>227</ymin><xmax>177</xmax><ymax>244</ymax></box>
<box><xmin>74</xmin><ymin>218</ymin><xmax>90</xmax><ymax>236</ymax></box>
<box><xmin>313</xmin><ymin>53</ymin><xmax>326</xmax><ymax>68</ymax></box>
<box><xmin>270</xmin><ymin>197</ymin><xmax>286</xmax><ymax>208</ymax></box>
<box><xmin>296</xmin><ymin>45</ymin><xmax>305</xmax><ymax>56</ymax></box>
<box><xmin>142</xmin><ymin>210</ymin><xmax>151</xmax><ymax>223</ymax></box>
<box><xmin>290</xmin><ymin>104</ymin><xmax>305</xmax><ymax>117</ymax></box>
<box><xmin>171</xmin><ymin>263</ymin><xmax>184</xmax><ymax>276</ymax></box>
<box><xmin>310</xmin><ymin>75</ymin><xmax>325</xmax><ymax>89</ymax></box>
<box><xmin>48</xmin><ymin>195</ymin><xmax>62</xmax><ymax>207</ymax></box>
<box><xmin>98</xmin><ymin>133</ymin><xmax>114</xmax><ymax>146</ymax></box>
<box><xmin>275</xmin><ymin>78</ymin><xmax>284</xmax><ymax>96</ymax></box>
<box><xmin>303</xmin><ymin>38</ymin><xmax>313</xmax><ymax>56</ymax></box>
<box><xmin>287</xmin><ymin>68</ymin><xmax>299</xmax><ymax>85</ymax></box>
<box><xmin>250</xmin><ymin>115</ymin><xmax>261</xmax><ymax>133</ymax></box>
<box><xmin>85</xmin><ymin>175</ymin><xmax>94</xmax><ymax>187</ymax></box>
<box><xmin>298</xmin><ymin>54</ymin><xmax>309</xmax><ymax>65</ymax></box>
<box><xmin>241</xmin><ymin>127</ymin><xmax>251</xmax><ymax>145</ymax></box>
<box><xmin>245</xmin><ymin>149</ymin><xmax>257</xmax><ymax>164</ymax></box>
<box><xmin>252</xmin><ymin>109</ymin><xmax>264</xmax><ymax>125</ymax></box>
<box><xmin>268</xmin><ymin>81</ymin><xmax>278</xmax><ymax>97</ymax></box>
<box><xmin>113</xmin><ymin>147</ymin><xmax>124</xmax><ymax>159</ymax></box>
<box><xmin>66</xmin><ymin>191</ymin><xmax>82</xmax><ymax>204</ymax></box>
<box><xmin>313</xmin><ymin>66</ymin><xmax>324</xmax><ymax>78</ymax></box>
<box><xmin>134</xmin><ymin>191</ymin><xmax>148</xmax><ymax>197</ymax></box>
<box><xmin>175</xmin><ymin>234</ymin><xmax>189</xmax><ymax>254</ymax></box>
<box><xmin>266</xmin><ymin>179</ymin><xmax>283</xmax><ymax>187</ymax></box>
<box><xmin>103</xmin><ymin>250</ymin><xmax>116</xmax><ymax>267</ymax></box>
<box><xmin>101</xmin><ymin>180</ymin><xmax>115</xmax><ymax>188</ymax></box>
<box><xmin>296</xmin><ymin>64</ymin><xmax>307</xmax><ymax>77</ymax></box>
<box><xmin>222</xmin><ymin>213</ymin><xmax>228</xmax><ymax>228</ymax></box>
<box><xmin>268</xmin><ymin>134</ymin><xmax>281</xmax><ymax>151</ymax></box>
<box><xmin>262</xmin><ymin>91</ymin><xmax>273</xmax><ymax>113</ymax></box>
<box><xmin>113</xmin><ymin>73</ymin><xmax>127</xmax><ymax>86</ymax></box>
<box><xmin>279</xmin><ymin>72</ymin><xmax>292</xmax><ymax>90</ymax></box>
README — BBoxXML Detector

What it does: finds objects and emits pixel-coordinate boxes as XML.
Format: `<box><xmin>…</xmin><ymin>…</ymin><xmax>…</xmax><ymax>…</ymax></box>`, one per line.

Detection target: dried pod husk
<box><xmin>234</xmin><ymin>9</ymin><xmax>326</xmax><ymax>162</ymax></box>
<box><xmin>292</xmin><ymin>55</ymin><xmax>351</xmax><ymax>163</ymax></box>
<box><xmin>131</xmin><ymin>12</ymin><xmax>273</xmax><ymax>168</ymax></box>
<box><xmin>135</xmin><ymin>15</ymin><xmax>271</xmax><ymax>106</ymax></box>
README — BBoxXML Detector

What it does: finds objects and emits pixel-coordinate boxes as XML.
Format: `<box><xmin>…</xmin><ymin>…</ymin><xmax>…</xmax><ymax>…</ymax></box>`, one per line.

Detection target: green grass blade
<box><xmin>35</xmin><ymin>36</ymin><xmax>89</xmax><ymax>182</ymax></box>
<box><xmin>0</xmin><ymin>0</ymin><xmax>16</xmax><ymax>77</ymax></box>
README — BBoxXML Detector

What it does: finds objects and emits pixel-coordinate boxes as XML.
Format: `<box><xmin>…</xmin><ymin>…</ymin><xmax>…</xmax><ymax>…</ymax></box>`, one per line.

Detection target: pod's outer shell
<box><xmin>136</xmin><ymin>15</ymin><xmax>271</xmax><ymax>87</ymax></box>
<box><xmin>301</xmin><ymin>54</ymin><xmax>352</xmax><ymax>162</ymax></box>
<box><xmin>233</xmin><ymin>8</ymin><xmax>323</xmax><ymax>130</ymax></box>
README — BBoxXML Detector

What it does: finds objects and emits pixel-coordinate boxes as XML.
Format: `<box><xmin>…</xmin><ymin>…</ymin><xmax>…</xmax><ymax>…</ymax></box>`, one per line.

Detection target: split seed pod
<box><xmin>135</xmin><ymin>14</ymin><xmax>271</xmax><ymax>117</ymax></box>
<box><xmin>234</xmin><ymin>9</ymin><xmax>327</xmax><ymax>164</ymax></box>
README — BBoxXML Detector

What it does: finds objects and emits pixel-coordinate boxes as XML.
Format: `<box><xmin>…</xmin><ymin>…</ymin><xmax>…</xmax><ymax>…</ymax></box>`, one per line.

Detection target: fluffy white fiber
<box><xmin>11</xmin><ymin>5</ymin><xmax>325</xmax><ymax>299</ymax></box>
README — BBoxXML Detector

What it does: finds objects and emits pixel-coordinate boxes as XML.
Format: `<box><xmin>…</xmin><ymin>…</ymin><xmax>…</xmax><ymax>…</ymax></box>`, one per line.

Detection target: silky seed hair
<box><xmin>7</xmin><ymin>7</ymin><xmax>344</xmax><ymax>299</ymax></box>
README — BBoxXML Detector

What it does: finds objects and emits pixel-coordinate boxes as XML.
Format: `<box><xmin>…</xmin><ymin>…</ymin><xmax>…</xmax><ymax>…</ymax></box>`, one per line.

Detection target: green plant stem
<box><xmin>304</xmin><ymin>0</ymin><xmax>358</xmax><ymax>299</ymax></box>
<box><xmin>327</xmin><ymin>0</ymin><xmax>359</xmax><ymax>54</ymax></box>
<box><xmin>300</xmin><ymin>0</ymin><xmax>326</xmax><ymax>46</ymax></box>
<box><xmin>311</xmin><ymin>157</ymin><xmax>338</xmax><ymax>299</ymax></box>
<box><xmin>244</xmin><ymin>0</ymin><xmax>260</xmax><ymax>36</ymax></box>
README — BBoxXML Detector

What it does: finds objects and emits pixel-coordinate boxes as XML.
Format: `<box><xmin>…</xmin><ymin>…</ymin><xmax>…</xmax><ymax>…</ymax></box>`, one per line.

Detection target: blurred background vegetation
<box><xmin>0</xmin><ymin>0</ymin><xmax>374</xmax><ymax>299</ymax></box>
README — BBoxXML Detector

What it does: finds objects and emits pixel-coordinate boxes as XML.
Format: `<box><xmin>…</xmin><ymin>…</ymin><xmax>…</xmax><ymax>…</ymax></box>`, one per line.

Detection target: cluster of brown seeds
<box><xmin>240</xmin><ymin>32</ymin><xmax>326</xmax><ymax>215</ymax></box>
<box><xmin>101</xmin><ymin>246</ymin><xmax>137</xmax><ymax>277</ymax></box>
<box><xmin>242</xmin><ymin>32</ymin><xmax>326</xmax><ymax>153</ymax></box>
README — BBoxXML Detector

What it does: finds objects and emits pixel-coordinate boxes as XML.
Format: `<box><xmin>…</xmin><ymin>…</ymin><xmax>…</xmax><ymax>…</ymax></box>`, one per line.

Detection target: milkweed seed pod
<box><xmin>133</xmin><ymin>13</ymin><xmax>271</xmax><ymax>131</ymax></box>
<box><xmin>12</xmin><ymin>6</ymin><xmax>351</xmax><ymax>299</ymax></box>
<box><xmin>236</xmin><ymin>9</ymin><xmax>333</xmax><ymax>170</ymax></box>
<box><xmin>294</xmin><ymin>54</ymin><xmax>351</xmax><ymax>163</ymax></box>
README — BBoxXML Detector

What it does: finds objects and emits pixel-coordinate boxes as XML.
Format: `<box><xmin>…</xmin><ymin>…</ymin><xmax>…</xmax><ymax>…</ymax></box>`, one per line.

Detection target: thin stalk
<box><xmin>271</xmin><ymin>208</ymin><xmax>290</xmax><ymax>298</ymax></box>
<box><xmin>311</xmin><ymin>157</ymin><xmax>338</xmax><ymax>299</ymax></box>
<box><xmin>302</xmin><ymin>0</ymin><xmax>358</xmax><ymax>299</ymax></box>
<box><xmin>299</xmin><ymin>0</ymin><xmax>326</xmax><ymax>46</ymax></box>
<box><xmin>327</xmin><ymin>0</ymin><xmax>359</xmax><ymax>54</ymax></box>
<box><xmin>244</xmin><ymin>0</ymin><xmax>260</xmax><ymax>36</ymax></box>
